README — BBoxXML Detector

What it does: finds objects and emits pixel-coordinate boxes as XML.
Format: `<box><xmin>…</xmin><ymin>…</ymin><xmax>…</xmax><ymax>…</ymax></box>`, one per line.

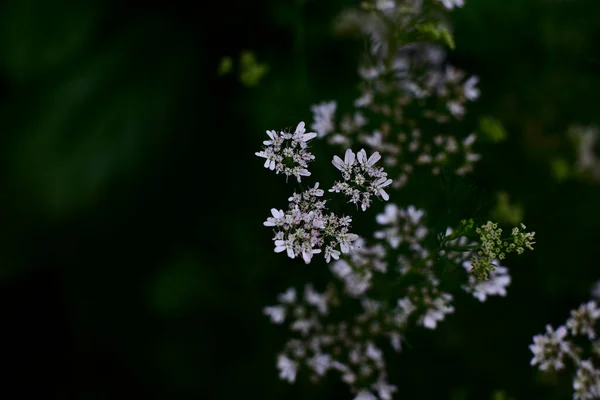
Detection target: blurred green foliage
<box><xmin>0</xmin><ymin>0</ymin><xmax>599</xmax><ymax>399</ymax></box>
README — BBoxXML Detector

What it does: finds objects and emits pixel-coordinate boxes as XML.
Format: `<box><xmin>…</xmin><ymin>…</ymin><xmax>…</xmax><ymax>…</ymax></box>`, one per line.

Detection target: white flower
<box><xmin>372</xmin><ymin>176</ymin><xmax>393</xmax><ymax>200</ymax></box>
<box><xmin>324</xmin><ymin>246</ymin><xmax>341</xmax><ymax>263</ymax></box>
<box><xmin>567</xmin><ymin>301</ymin><xmax>600</xmax><ymax>340</ymax></box>
<box><xmin>573</xmin><ymin>359</ymin><xmax>600</xmax><ymax>400</ymax></box>
<box><xmin>398</xmin><ymin>297</ymin><xmax>416</xmax><ymax>315</ymax></box>
<box><xmin>463</xmin><ymin>260</ymin><xmax>511</xmax><ymax>302</ymax></box>
<box><xmin>375</xmin><ymin>0</ymin><xmax>395</xmax><ymax>10</ymax></box>
<box><xmin>311</xmin><ymin>101</ymin><xmax>337</xmax><ymax>138</ymax></box>
<box><xmin>447</xmin><ymin>100</ymin><xmax>465</xmax><ymax>117</ymax></box>
<box><xmin>420</xmin><ymin>293</ymin><xmax>454</xmax><ymax>329</ymax></box>
<box><xmin>292</xmin><ymin>121</ymin><xmax>317</xmax><ymax>143</ymax></box>
<box><xmin>277</xmin><ymin>354</ymin><xmax>298</xmax><ymax>383</ymax></box>
<box><xmin>463</xmin><ymin>76</ymin><xmax>480</xmax><ymax>100</ymax></box>
<box><xmin>265</xmin><ymin>185</ymin><xmax>359</xmax><ymax>264</ymax></box>
<box><xmin>308</xmin><ymin>353</ymin><xmax>332</xmax><ymax>376</ymax></box>
<box><xmin>372</xmin><ymin>379</ymin><xmax>398</xmax><ymax>400</ymax></box>
<box><xmin>256</xmin><ymin>121</ymin><xmax>317</xmax><ymax>182</ymax></box>
<box><xmin>357</xmin><ymin>149</ymin><xmax>382</xmax><ymax>167</ymax></box>
<box><xmin>365</xmin><ymin>342</ymin><xmax>383</xmax><ymax>364</ymax></box>
<box><xmin>338</xmin><ymin>232</ymin><xmax>360</xmax><ymax>253</ymax></box>
<box><xmin>332</xmin><ymin>148</ymin><xmax>357</xmax><ymax>175</ymax></box>
<box><xmin>436</xmin><ymin>0</ymin><xmax>465</xmax><ymax>10</ymax></box>
<box><xmin>277</xmin><ymin>288</ymin><xmax>296</xmax><ymax>304</ymax></box>
<box><xmin>530</xmin><ymin>325</ymin><xmax>574</xmax><ymax>371</ymax></box>
<box><xmin>304</xmin><ymin>284</ymin><xmax>330</xmax><ymax>315</ymax></box>
<box><xmin>274</xmin><ymin>239</ymin><xmax>296</xmax><ymax>259</ymax></box>
<box><xmin>389</xmin><ymin>332</ymin><xmax>402</xmax><ymax>352</ymax></box>
<box><xmin>331</xmin><ymin>148</ymin><xmax>393</xmax><ymax>209</ymax></box>
<box><xmin>264</xmin><ymin>306</ymin><xmax>286</xmax><ymax>324</ymax></box>
<box><xmin>264</xmin><ymin>208</ymin><xmax>285</xmax><ymax>227</ymax></box>
<box><xmin>354</xmin><ymin>389</ymin><xmax>378</xmax><ymax>400</ymax></box>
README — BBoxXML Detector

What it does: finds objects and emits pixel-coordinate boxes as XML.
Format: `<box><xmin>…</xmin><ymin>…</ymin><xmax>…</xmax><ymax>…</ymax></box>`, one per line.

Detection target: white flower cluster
<box><xmin>265</xmin><ymin>285</ymin><xmax>401</xmax><ymax>400</ymax></box>
<box><xmin>264</xmin><ymin>183</ymin><xmax>359</xmax><ymax>264</ymax></box>
<box><xmin>374</xmin><ymin>204</ymin><xmax>427</xmax><ymax>249</ymax></box>
<box><xmin>312</xmin><ymin>15</ymin><xmax>482</xmax><ymax>189</ymax></box>
<box><xmin>330</xmin><ymin>238</ymin><xmax>387</xmax><ymax>298</ymax></box>
<box><xmin>462</xmin><ymin>259</ymin><xmax>511</xmax><ymax>302</ymax></box>
<box><xmin>255</xmin><ymin>121</ymin><xmax>317</xmax><ymax>182</ymax></box>
<box><xmin>330</xmin><ymin>149</ymin><xmax>393</xmax><ymax>210</ymax></box>
<box><xmin>530</xmin><ymin>301</ymin><xmax>600</xmax><ymax>399</ymax></box>
<box><xmin>259</xmin><ymin>1</ymin><xmax>537</xmax><ymax>399</ymax></box>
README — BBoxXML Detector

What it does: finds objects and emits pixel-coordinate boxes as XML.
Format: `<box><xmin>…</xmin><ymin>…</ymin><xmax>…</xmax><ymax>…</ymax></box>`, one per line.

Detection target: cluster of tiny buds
<box><xmin>471</xmin><ymin>221</ymin><xmax>536</xmax><ymax>280</ymax></box>
<box><xmin>530</xmin><ymin>301</ymin><xmax>600</xmax><ymax>399</ymax></box>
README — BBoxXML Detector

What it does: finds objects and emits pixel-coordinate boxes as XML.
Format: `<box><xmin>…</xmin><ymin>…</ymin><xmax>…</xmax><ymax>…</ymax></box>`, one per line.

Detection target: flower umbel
<box><xmin>264</xmin><ymin>183</ymin><xmax>360</xmax><ymax>264</ymax></box>
<box><xmin>256</xmin><ymin>121</ymin><xmax>318</xmax><ymax>182</ymax></box>
<box><xmin>330</xmin><ymin>149</ymin><xmax>393</xmax><ymax>211</ymax></box>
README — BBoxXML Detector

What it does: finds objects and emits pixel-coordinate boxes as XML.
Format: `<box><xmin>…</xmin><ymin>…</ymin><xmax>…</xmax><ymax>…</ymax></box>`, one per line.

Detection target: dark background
<box><xmin>1</xmin><ymin>0</ymin><xmax>599</xmax><ymax>398</ymax></box>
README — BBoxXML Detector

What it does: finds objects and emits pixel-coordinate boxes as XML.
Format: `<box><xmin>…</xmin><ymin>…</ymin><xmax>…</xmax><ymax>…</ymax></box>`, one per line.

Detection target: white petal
<box><xmin>344</xmin><ymin>149</ymin><xmax>355</xmax><ymax>166</ymax></box>
<box><xmin>357</xmin><ymin>149</ymin><xmax>367</xmax><ymax>164</ymax></box>
<box><xmin>295</xmin><ymin>121</ymin><xmax>306</xmax><ymax>134</ymax></box>
<box><xmin>286</xmin><ymin>246</ymin><xmax>295</xmax><ymax>259</ymax></box>
<box><xmin>302</xmin><ymin>132</ymin><xmax>317</xmax><ymax>141</ymax></box>
<box><xmin>368</xmin><ymin>151</ymin><xmax>381</xmax><ymax>166</ymax></box>
<box><xmin>332</xmin><ymin>156</ymin><xmax>345</xmax><ymax>171</ymax></box>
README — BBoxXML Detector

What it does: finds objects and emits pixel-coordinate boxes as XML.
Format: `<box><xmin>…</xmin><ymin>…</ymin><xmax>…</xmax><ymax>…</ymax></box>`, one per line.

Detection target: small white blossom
<box><xmin>278</xmin><ymin>288</ymin><xmax>297</xmax><ymax>304</ymax></box>
<box><xmin>463</xmin><ymin>76</ymin><xmax>480</xmax><ymax>100</ymax></box>
<box><xmin>567</xmin><ymin>301</ymin><xmax>600</xmax><ymax>340</ymax></box>
<box><xmin>435</xmin><ymin>0</ymin><xmax>465</xmax><ymax>11</ymax></box>
<box><xmin>573</xmin><ymin>360</ymin><xmax>600</xmax><ymax>400</ymax></box>
<box><xmin>308</xmin><ymin>353</ymin><xmax>332</xmax><ymax>376</ymax></box>
<box><xmin>264</xmin><ymin>306</ymin><xmax>286</xmax><ymax>324</ymax></box>
<box><xmin>354</xmin><ymin>389</ymin><xmax>378</xmax><ymax>400</ymax></box>
<box><xmin>330</xmin><ymin>149</ymin><xmax>393</xmax><ymax>210</ymax></box>
<box><xmin>277</xmin><ymin>354</ymin><xmax>298</xmax><ymax>383</ymax></box>
<box><xmin>530</xmin><ymin>325</ymin><xmax>574</xmax><ymax>371</ymax></box>
<box><xmin>372</xmin><ymin>378</ymin><xmax>398</xmax><ymax>400</ymax></box>
<box><xmin>256</xmin><ymin>121</ymin><xmax>317</xmax><ymax>182</ymax></box>
<box><xmin>311</xmin><ymin>101</ymin><xmax>337</xmax><ymax>138</ymax></box>
<box><xmin>462</xmin><ymin>260</ymin><xmax>511</xmax><ymax>302</ymax></box>
<box><xmin>420</xmin><ymin>293</ymin><xmax>454</xmax><ymax>329</ymax></box>
<box><xmin>375</xmin><ymin>0</ymin><xmax>396</xmax><ymax>10</ymax></box>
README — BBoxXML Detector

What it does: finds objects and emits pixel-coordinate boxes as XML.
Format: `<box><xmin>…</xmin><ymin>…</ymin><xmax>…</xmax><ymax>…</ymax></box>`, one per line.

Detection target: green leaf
<box><xmin>239</xmin><ymin>50</ymin><xmax>269</xmax><ymax>87</ymax></box>
<box><xmin>479</xmin><ymin>116</ymin><xmax>508</xmax><ymax>142</ymax></box>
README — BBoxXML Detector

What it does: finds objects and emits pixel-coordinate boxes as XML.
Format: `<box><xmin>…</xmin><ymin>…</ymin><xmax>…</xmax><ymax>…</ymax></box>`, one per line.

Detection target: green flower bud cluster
<box><xmin>470</xmin><ymin>222</ymin><xmax>536</xmax><ymax>280</ymax></box>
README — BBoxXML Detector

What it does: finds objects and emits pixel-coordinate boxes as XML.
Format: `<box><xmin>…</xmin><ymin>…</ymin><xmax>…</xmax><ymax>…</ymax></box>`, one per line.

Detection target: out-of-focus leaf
<box><xmin>217</xmin><ymin>56</ymin><xmax>233</xmax><ymax>76</ymax></box>
<box><xmin>239</xmin><ymin>51</ymin><xmax>269</xmax><ymax>87</ymax></box>
<box><xmin>491</xmin><ymin>191</ymin><xmax>523</xmax><ymax>225</ymax></box>
<box><xmin>6</xmin><ymin>19</ymin><xmax>197</xmax><ymax>216</ymax></box>
<box><xmin>0</xmin><ymin>0</ymin><xmax>102</xmax><ymax>80</ymax></box>
<box><xmin>479</xmin><ymin>116</ymin><xmax>508</xmax><ymax>143</ymax></box>
<box><xmin>550</xmin><ymin>158</ymin><xmax>571</xmax><ymax>182</ymax></box>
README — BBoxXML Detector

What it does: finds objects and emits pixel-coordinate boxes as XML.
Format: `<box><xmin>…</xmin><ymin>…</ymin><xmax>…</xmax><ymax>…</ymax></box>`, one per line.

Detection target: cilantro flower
<box><xmin>256</xmin><ymin>121</ymin><xmax>317</xmax><ymax>182</ymax></box>
<box><xmin>330</xmin><ymin>149</ymin><xmax>393</xmax><ymax>210</ymax></box>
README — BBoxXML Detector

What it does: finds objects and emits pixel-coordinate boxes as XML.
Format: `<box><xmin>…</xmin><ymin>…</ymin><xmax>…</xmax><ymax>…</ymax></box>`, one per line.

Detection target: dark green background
<box><xmin>1</xmin><ymin>0</ymin><xmax>599</xmax><ymax>398</ymax></box>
